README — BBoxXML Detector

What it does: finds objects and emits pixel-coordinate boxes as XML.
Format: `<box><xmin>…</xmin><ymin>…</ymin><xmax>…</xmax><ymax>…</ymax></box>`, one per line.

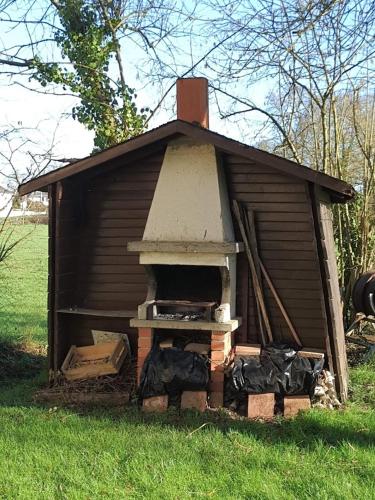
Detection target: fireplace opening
<box><xmin>143</xmin><ymin>265</ymin><xmax>222</xmax><ymax>321</ymax></box>
<box><xmin>153</xmin><ymin>265</ymin><xmax>222</xmax><ymax>303</ymax></box>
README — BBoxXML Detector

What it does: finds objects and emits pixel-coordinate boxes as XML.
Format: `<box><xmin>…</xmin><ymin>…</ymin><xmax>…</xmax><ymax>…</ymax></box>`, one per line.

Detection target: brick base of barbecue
<box><xmin>247</xmin><ymin>393</ymin><xmax>275</xmax><ymax>419</ymax></box>
<box><xmin>181</xmin><ymin>391</ymin><xmax>207</xmax><ymax>412</ymax></box>
<box><xmin>284</xmin><ymin>395</ymin><xmax>311</xmax><ymax>417</ymax></box>
<box><xmin>209</xmin><ymin>331</ymin><xmax>232</xmax><ymax>408</ymax></box>
<box><xmin>142</xmin><ymin>395</ymin><xmax>168</xmax><ymax>412</ymax></box>
<box><xmin>137</xmin><ymin>327</ymin><xmax>154</xmax><ymax>384</ymax></box>
<box><xmin>136</xmin><ymin>327</ymin><xmax>232</xmax><ymax>409</ymax></box>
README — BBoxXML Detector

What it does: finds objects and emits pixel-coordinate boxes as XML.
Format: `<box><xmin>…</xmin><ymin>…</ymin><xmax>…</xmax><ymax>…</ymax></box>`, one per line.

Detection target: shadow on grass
<box><xmin>0</xmin><ymin>340</ymin><xmax>47</xmax><ymax>380</ymax></box>
<box><xmin>1</xmin><ymin>369</ymin><xmax>373</xmax><ymax>454</ymax></box>
<box><xmin>0</xmin><ymin>338</ymin><xmax>373</xmax><ymax>454</ymax></box>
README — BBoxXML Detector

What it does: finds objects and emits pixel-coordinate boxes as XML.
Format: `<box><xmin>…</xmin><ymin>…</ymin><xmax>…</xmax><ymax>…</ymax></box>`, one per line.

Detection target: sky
<box><xmin>0</xmin><ymin>1</ymin><xmax>270</xmax><ymax>187</ymax></box>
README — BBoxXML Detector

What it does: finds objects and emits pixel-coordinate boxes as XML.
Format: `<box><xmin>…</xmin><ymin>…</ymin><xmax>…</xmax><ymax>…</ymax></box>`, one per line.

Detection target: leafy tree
<box><xmin>0</xmin><ymin>0</ymin><xmax>198</xmax><ymax>151</ymax></box>
<box><xmin>32</xmin><ymin>0</ymin><xmax>148</xmax><ymax>151</ymax></box>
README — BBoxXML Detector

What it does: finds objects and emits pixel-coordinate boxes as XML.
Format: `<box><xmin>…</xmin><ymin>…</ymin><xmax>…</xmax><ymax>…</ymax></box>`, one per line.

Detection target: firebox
<box><xmin>128</xmin><ymin>136</ymin><xmax>243</xmax><ymax>324</ymax></box>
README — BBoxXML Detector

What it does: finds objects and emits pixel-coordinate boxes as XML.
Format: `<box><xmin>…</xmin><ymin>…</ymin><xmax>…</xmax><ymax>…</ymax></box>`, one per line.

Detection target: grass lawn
<box><xmin>0</xmin><ymin>224</ymin><xmax>374</xmax><ymax>499</ymax></box>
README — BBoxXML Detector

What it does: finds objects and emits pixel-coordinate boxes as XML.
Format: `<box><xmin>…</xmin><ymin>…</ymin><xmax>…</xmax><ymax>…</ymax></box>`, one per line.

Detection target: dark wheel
<box><xmin>352</xmin><ymin>271</ymin><xmax>375</xmax><ymax>314</ymax></box>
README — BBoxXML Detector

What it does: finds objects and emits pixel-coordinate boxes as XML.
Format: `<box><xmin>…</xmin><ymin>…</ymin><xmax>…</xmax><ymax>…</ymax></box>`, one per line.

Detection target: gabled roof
<box><xmin>18</xmin><ymin>119</ymin><xmax>355</xmax><ymax>202</ymax></box>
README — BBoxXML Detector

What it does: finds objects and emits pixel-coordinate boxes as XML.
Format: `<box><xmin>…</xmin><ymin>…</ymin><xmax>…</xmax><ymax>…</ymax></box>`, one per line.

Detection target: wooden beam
<box><xmin>47</xmin><ymin>184</ymin><xmax>56</xmax><ymax>379</ymax></box>
<box><xmin>127</xmin><ymin>240</ymin><xmax>243</xmax><ymax>254</ymax></box>
<box><xmin>244</xmin><ymin>209</ymin><xmax>266</xmax><ymax>344</ymax></box>
<box><xmin>232</xmin><ymin>200</ymin><xmax>271</xmax><ymax>344</ymax></box>
<box><xmin>258</xmin><ymin>260</ymin><xmax>303</xmax><ymax>347</ymax></box>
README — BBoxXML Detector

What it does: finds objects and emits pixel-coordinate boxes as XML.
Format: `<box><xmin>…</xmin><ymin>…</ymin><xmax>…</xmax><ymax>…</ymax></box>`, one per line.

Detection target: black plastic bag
<box><xmin>139</xmin><ymin>348</ymin><xmax>209</xmax><ymax>399</ymax></box>
<box><xmin>229</xmin><ymin>344</ymin><xmax>324</xmax><ymax>398</ymax></box>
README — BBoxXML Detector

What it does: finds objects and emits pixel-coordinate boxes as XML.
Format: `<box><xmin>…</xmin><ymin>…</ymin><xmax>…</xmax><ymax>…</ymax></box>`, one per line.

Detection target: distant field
<box><xmin>0</xmin><ymin>224</ymin><xmax>374</xmax><ymax>499</ymax></box>
<box><xmin>0</xmin><ymin>224</ymin><xmax>48</xmax><ymax>345</ymax></box>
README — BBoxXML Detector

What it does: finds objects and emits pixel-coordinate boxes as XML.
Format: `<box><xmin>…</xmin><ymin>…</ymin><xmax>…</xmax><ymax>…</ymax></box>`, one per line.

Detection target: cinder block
<box><xmin>181</xmin><ymin>391</ymin><xmax>207</xmax><ymax>412</ymax></box>
<box><xmin>142</xmin><ymin>395</ymin><xmax>168</xmax><ymax>413</ymax></box>
<box><xmin>247</xmin><ymin>393</ymin><xmax>275</xmax><ymax>419</ymax></box>
<box><xmin>284</xmin><ymin>395</ymin><xmax>311</xmax><ymax>417</ymax></box>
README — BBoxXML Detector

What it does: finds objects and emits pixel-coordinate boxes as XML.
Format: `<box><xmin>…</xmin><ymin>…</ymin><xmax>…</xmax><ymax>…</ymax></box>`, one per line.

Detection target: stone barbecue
<box><xmin>128</xmin><ymin>79</ymin><xmax>243</xmax><ymax>405</ymax></box>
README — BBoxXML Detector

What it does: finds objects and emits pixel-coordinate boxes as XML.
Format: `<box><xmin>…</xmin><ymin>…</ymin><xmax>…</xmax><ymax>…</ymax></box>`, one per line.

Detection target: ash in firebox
<box><xmin>154</xmin><ymin>312</ymin><xmax>206</xmax><ymax>321</ymax></box>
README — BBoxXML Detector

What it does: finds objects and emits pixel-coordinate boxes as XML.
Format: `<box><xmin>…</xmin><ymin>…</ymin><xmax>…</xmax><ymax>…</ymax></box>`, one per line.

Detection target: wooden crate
<box><xmin>61</xmin><ymin>339</ymin><xmax>127</xmax><ymax>381</ymax></box>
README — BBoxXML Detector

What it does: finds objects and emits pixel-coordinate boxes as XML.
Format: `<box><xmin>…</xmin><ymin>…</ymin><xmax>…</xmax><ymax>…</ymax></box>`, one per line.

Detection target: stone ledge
<box><xmin>130</xmin><ymin>318</ymin><xmax>241</xmax><ymax>332</ymax></box>
<box><xmin>127</xmin><ymin>240</ymin><xmax>244</xmax><ymax>254</ymax></box>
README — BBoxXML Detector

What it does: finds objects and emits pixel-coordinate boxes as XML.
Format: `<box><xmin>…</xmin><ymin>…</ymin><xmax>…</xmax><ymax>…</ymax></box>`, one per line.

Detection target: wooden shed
<box><xmin>19</xmin><ymin>78</ymin><xmax>355</xmax><ymax>401</ymax></box>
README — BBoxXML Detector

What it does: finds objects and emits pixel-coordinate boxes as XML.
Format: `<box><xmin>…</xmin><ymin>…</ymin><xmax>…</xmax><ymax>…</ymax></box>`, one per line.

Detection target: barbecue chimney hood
<box><xmin>128</xmin><ymin>78</ymin><xmax>242</xmax><ymax>321</ymax></box>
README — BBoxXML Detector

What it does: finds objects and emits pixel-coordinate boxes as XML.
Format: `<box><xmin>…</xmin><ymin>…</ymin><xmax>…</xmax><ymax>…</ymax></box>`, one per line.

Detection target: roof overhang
<box><xmin>18</xmin><ymin>120</ymin><xmax>355</xmax><ymax>203</ymax></box>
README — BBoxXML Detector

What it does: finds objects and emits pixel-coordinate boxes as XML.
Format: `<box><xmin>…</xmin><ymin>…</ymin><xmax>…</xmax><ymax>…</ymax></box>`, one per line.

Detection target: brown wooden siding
<box><xmin>53</xmin><ymin>150</ymin><xmax>164</xmax><ymax>363</ymax></box>
<box><xmin>75</xmin><ymin>153</ymin><xmax>163</xmax><ymax>311</ymax></box>
<box><xmin>224</xmin><ymin>153</ymin><xmax>329</xmax><ymax>348</ymax></box>
<box><xmin>52</xmin><ymin>146</ymin><xmax>334</xmax><ymax>367</ymax></box>
<box><xmin>53</xmin><ymin>180</ymin><xmax>81</xmax><ymax>368</ymax></box>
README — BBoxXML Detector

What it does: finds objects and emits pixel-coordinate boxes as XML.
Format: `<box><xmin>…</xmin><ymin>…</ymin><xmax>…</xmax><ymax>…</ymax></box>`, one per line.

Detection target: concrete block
<box><xmin>142</xmin><ymin>395</ymin><xmax>168</xmax><ymax>413</ymax></box>
<box><xmin>181</xmin><ymin>391</ymin><xmax>207</xmax><ymax>412</ymax></box>
<box><xmin>247</xmin><ymin>393</ymin><xmax>275</xmax><ymax>419</ymax></box>
<box><xmin>284</xmin><ymin>395</ymin><xmax>311</xmax><ymax>417</ymax></box>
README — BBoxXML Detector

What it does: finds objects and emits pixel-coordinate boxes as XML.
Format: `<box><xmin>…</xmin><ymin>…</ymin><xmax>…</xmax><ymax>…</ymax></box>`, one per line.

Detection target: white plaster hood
<box><xmin>128</xmin><ymin>137</ymin><xmax>242</xmax><ymax>266</ymax></box>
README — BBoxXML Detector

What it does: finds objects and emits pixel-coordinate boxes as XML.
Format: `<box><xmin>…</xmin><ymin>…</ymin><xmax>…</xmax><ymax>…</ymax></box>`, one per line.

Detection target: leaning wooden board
<box><xmin>61</xmin><ymin>339</ymin><xmax>127</xmax><ymax>381</ymax></box>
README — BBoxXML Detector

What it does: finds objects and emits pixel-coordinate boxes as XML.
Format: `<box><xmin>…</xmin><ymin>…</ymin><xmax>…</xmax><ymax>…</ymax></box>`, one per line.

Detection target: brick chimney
<box><xmin>176</xmin><ymin>77</ymin><xmax>209</xmax><ymax>128</ymax></box>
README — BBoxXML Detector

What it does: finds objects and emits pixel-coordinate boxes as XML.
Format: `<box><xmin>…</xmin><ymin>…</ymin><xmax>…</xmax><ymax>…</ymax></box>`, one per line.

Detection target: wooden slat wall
<box><xmin>75</xmin><ymin>153</ymin><xmax>163</xmax><ymax>310</ymax></box>
<box><xmin>54</xmin><ymin>151</ymin><xmax>164</xmax><ymax>363</ymax></box>
<box><xmin>54</xmin><ymin>180</ymin><xmax>81</xmax><ymax>368</ymax></box>
<box><xmin>224</xmin><ymin>154</ymin><xmax>329</xmax><ymax>348</ymax></box>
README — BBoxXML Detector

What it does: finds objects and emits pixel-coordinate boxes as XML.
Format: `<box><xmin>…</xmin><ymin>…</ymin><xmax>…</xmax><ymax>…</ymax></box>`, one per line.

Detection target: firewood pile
<box><xmin>312</xmin><ymin>370</ymin><xmax>341</xmax><ymax>409</ymax></box>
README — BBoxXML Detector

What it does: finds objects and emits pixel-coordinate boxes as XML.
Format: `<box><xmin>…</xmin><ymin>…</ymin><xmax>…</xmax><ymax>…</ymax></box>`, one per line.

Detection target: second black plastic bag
<box><xmin>139</xmin><ymin>348</ymin><xmax>210</xmax><ymax>399</ymax></box>
<box><xmin>230</xmin><ymin>344</ymin><xmax>324</xmax><ymax>397</ymax></box>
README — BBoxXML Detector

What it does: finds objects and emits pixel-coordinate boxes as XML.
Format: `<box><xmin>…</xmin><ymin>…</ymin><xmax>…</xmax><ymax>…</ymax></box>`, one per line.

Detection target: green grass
<box><xmin>0</xmin><ymin>224</ymin><xmax>48</xmax><ymax>345</ymax></box>
<box><xmin>0</xmin><ymin>224</ymin><xmax>374</xmax><ymax>499</ymax></box>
